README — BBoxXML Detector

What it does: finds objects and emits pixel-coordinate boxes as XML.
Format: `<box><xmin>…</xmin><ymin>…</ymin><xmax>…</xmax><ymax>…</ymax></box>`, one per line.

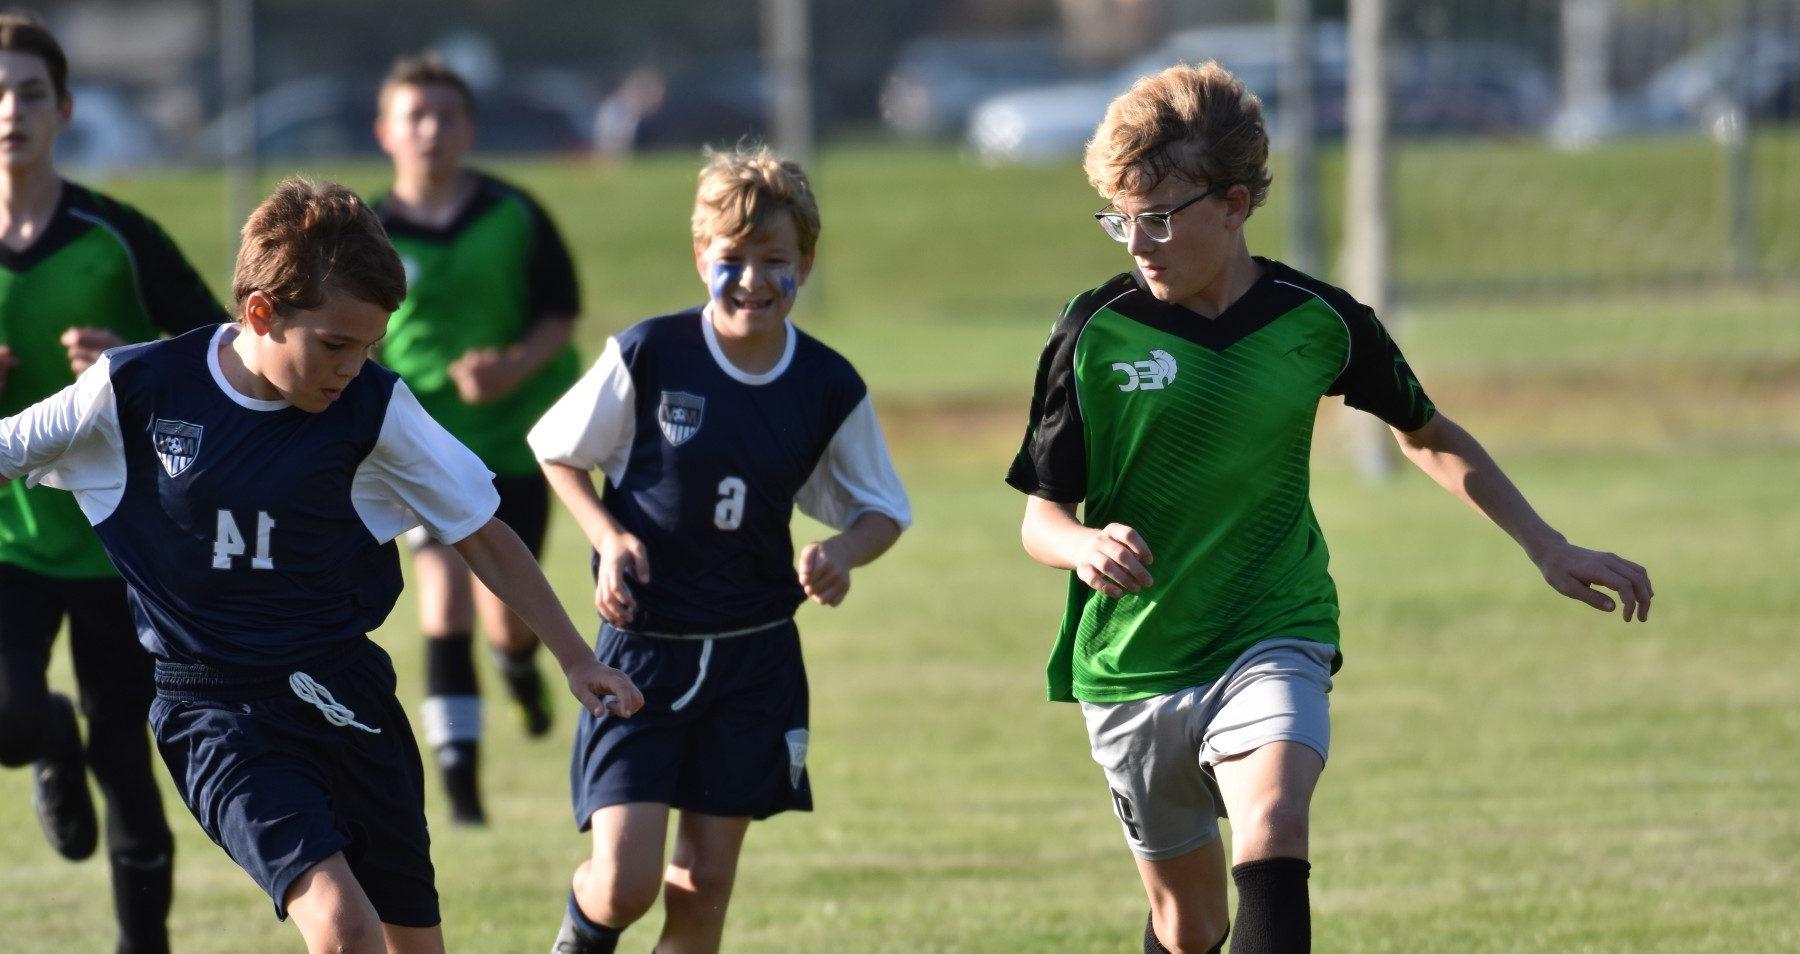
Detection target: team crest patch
<box><xmin>657</xmin><ymin>391</ymin><xmax>705</xmax><ymax>446</ymax></box>
<box><xmin>151</xmin><ymin>419</ymin><xmax>203</xmax><ymax>477</ymax></box>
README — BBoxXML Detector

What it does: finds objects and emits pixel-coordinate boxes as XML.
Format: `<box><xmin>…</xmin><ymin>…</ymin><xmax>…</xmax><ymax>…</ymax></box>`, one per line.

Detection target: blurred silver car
<box><xmin>880</xmin><ymin>32</ymin><xmax>1073</xmax><ymax>140</ymax></box>
<box><xmin>967</xmin><ymin>22</ymin><xmax>1345</xmax><ymax>164</ymax></box>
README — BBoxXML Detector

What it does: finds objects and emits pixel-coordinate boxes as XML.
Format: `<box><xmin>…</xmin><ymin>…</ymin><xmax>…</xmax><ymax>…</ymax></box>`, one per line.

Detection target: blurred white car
<box><xmin>967</xmin><ymin>23</ymin><xmax>1345</xmax><ymax>164</ymax></box>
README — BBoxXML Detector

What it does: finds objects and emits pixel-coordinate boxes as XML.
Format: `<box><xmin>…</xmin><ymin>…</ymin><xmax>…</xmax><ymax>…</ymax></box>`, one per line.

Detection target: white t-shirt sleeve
<box><xmin>351</xmin><ymin>380</ymin><xmax>499</xmax><ymax>545</ymax></box>
<box><xmin>0</xmin><ymin>355</ymin><xmax>128</xmax><ymax>523</ymax></box>
<box><xmin>794</xmin><ymin>395</ymin><xmax>912</xmax><ymax>532</ymax></box>
<box><xmin>527</xmin><ymin>336</ymin><xmax>636</xmax><ymax>486</ymax></box>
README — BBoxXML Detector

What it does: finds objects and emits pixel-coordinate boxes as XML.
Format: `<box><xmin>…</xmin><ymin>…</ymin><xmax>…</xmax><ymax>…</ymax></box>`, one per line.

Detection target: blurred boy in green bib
<box><xmin>372</xmin><ymin>54</ymin><xmax>583</xmax><ymax>826</ymax></box>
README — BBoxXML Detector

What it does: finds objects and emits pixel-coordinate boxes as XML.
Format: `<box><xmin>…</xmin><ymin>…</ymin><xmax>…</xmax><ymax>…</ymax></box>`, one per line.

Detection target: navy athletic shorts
<box><xmin>148</xmin><ymin>639</ymin><xmax>438</xmax><ymax>926</ymax></box>
<box><xmin>572</xmin><ymin>620</ymin><xmax>812</xmax><ymax>828</ymax></box>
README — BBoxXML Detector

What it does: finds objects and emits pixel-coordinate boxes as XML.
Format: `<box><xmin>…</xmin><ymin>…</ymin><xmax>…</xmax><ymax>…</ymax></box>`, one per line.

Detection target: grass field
<box><xmin>0</xmin><ymin>140</ymin><xmax>1796</xmax><ymax>951</ymax></box>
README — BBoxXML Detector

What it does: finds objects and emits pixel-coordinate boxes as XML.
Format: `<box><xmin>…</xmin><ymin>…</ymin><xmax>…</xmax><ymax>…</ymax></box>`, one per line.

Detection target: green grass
<box><xmin>1</xmin><ymin>141</ymin><xmax>1796</xmax><ymax>949</ymax></box>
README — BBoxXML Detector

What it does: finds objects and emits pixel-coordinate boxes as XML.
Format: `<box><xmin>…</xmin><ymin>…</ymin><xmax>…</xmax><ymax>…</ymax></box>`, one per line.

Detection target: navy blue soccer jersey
<box><xmin>0</xmin><ymin>324</ymin><xmax>499</xmax><ymax>667</ymax></box>
<box><xmin>529</xmin><ymin>307</ymin><xmax>911</xmax><ymax>635</ymax></box>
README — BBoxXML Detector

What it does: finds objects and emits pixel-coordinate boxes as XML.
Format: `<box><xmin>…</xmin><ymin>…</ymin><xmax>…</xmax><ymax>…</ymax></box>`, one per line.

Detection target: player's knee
<box><xmin>1240</xmin><ymin>798</ymin><xmax>1310</xmax><ymax>854</ymax></box>
<box><xmin>669</xmin><ymin>858</ymin><xmax>737</xmax><ymax>904</ymax></box>
<box><xmin>1156</xmin><ymin>910</ymin><xmax>1228</xmax><ymax>954</ymax></box>
<box><xmin>576</xmin><ymin>865</ymin><xmax>659</xmax><ymax>926</ymax></box>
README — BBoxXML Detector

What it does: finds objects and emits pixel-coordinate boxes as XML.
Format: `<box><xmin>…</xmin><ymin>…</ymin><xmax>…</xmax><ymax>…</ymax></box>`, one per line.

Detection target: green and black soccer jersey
<box><xmin>1007</xmin><ymin>258</ymin><xmax>1435</xmax><ymax>704</ymax></box>
<box><xmin>376</xmin><ymin>172</ymin><xmax>582</xmax><ymax>478</ymax></box>
<box><xmin>0</xmin><ymin>182</ymin><xmax>226</xmax><ymax>579</ymax></box>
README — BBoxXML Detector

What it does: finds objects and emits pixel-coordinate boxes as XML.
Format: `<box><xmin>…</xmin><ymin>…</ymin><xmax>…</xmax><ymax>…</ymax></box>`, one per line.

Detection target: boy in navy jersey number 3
<box><xmin>0</xmin><ymin>178</ymin><xmax>643</xmax><ymax>954</ymax></box>
<box><xmin>531</xmin><ymin>148</ymin><xmax>911</xmax><ymax>954</ymax></box>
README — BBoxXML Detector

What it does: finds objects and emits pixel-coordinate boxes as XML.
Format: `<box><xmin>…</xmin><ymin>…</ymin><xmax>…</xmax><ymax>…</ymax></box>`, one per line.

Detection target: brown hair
<box><xmin>232</xmin><ymin>177</ymin><xmax>406</xmax><ymax>315</ymax></box>
<box><xmin>0</xmin><ymin>11</ymin><xmax>68</xmax><ymax>102</ymax></box>
<box><xmin>691</xmin><ymin>146</ymin><xmax>822</xmax><ymax>257</ymax></box>
<box><xmin>377</xmin><ymin>53</ymin><xmax>475</xmax><ymax>117</ymax></box>
<box><xmin>1083</xmin><ymin>61</ymin><xmax>1272</xmax><ymax>212</ymax></box>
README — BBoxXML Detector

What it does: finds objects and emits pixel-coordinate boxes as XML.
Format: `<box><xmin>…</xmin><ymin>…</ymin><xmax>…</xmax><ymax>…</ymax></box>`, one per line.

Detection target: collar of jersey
<box><xmin>208</xmin><ymin>325</ymin><xmax>292</xmax><ymax>411</ymax></box>
<box><xmin>699</xmin><ymin>306</ymin><xmax>796</xmax><ymax>386</ymax></box>
<box><xmin>1112</xmin><ymin>258</ymin><xmax>1308</xmax><ymax>352</ymax></box>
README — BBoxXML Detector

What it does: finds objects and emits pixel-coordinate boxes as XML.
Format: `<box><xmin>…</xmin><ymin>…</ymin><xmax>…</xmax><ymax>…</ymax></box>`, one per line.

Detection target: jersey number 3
<box><xmin>714</xmin><ymin>476</ymin><xmax>746</xmax><ymax>531</ymax></box>
<box><xmin>213</xmin><ymin>510</ymin><xmax>276</xmax><ymax>570</ymax></box>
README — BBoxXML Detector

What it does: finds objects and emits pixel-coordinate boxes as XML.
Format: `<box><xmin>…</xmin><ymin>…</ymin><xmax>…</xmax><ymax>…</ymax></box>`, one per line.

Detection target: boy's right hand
<box><xmin>562</xmin><ymin>657</ymin><xmax>645</xmax><ymax>718</ymax></box>
<box><xmin>595</xmin><ymin>531</ymin><xmax>651</xmax><ymax>629</ymax></box>
<box><xmin>1073</xmin><ymin>523</ymin><xmax>1154</xmax><ymax>598</ymax></box>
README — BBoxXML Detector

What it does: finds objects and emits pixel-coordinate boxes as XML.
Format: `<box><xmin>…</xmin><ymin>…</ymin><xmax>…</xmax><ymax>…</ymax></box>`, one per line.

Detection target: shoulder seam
<box><xmin>66</xmin><ymin>208</ymin><xmax>152</xmax><ymax>322</ymax></box>
<box><xmin>1271</xmin><ymin>278</ymin><xmax>1353</xmax><ymax>384</ymax></box>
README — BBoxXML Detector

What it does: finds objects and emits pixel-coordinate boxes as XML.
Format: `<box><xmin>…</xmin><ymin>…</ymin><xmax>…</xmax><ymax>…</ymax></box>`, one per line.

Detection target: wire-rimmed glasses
<box><xmin>1093</xmin><ymin>183</ymin><xmax>1232</xmax><ymax>244</ymax></box>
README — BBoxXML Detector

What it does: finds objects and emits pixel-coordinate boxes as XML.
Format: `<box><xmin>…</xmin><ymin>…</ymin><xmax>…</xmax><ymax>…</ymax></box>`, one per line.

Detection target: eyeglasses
<box><xmin>1093</xmin><ymin>183</ymin><xmax>1232</xmax><ymax>244</ymax></box>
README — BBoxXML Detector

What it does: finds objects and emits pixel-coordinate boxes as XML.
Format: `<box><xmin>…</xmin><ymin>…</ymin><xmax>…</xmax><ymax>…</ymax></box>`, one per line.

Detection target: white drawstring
<box><xmin>289</xmin><ymin>672</ymin><xmax>381</xmax><ymax>734</ymax></box>
<box><xmin>669</xmin><ymin>639</ymin><xmax>714</xmax><ymax>712</ymax></box>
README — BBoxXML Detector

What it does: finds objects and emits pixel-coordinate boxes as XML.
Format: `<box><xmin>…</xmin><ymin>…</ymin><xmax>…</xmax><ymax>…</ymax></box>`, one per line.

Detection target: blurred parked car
<box><xmin>57</xmin><ymin>84</ymin><xmax>168</xmax><ymax>171</ymax></box>
<box><xmin>969</xmin><ymin>24</ymin><xmax>1553</xmax><ymax>164</ymax></box>
<box><xmin>880</xmin><ymin>32</ymin><xmax>1075</xmax><ymax>140</ymax></box>
<box><xmin>1549</xmin><ymin>29</ymin><xmax>1800</xmax><ymax>146</ymax></box>
<box><xmin>967</xmin><ymin>22</ymin><xmax>1345</xmax><ymax>164</ymax></box>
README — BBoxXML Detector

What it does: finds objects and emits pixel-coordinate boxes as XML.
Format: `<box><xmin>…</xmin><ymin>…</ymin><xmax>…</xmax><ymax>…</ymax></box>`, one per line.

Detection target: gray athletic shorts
<box><xmin>1080</xmin><ymin>638</ymin><xmax>1336</xmax><ymax>861</ymax></box>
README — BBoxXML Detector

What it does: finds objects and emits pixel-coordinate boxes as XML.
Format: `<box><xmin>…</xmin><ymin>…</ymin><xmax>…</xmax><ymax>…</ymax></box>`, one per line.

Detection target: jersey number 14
<box><xmin>213</xmin><ymin>510</ymin><xmax>276</xmax><ymax>570</ymax></box>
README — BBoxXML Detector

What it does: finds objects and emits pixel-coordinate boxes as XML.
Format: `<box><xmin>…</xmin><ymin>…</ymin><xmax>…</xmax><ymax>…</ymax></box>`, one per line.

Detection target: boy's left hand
<box><xmin>447</xmin><ymin>348</ymin><xmax>522</xmax><ymax>404</ymax></box>
<box><xmin>797</xmin><ymin>539</ymin><xmax>851</xmax><ymax>606</ymax></box>
<box><xmin>1534</xmin><ymin>541</ymin><xmax>1653</xmax><ymax>622</ymax></box>
<box><xmin>62</xmin><ymin>327</ymin><xmax>125</xmax><ymax>376</ymax></box>
<box><xmin>562</xmin><ymin>656</ymin><xmax>644</xmax><ymax>719</ymax></box>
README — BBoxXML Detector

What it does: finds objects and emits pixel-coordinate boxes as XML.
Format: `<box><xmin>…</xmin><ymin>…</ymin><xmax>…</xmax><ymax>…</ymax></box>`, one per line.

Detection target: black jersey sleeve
<box><xmin>521</xmin><ymin>193</ymin><xmax>580</xmax><ymax>324</ymax></box>
<box><xmin>1326</xmin><ymin>304</ymin><xmax>1436</xmax><ymax>431</ymax></box>
<box><xmin>101</xmin><ymin>199</ymin><xmax>230</xmax><ymax>334</ymax></box>
<box><xmin>1005</xmin><ymin>300</ymin><xmax>1091</xmax><ymax>503</ymax></box>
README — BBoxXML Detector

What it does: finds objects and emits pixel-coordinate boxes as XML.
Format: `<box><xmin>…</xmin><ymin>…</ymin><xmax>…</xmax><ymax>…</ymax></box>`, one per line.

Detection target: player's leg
<box><xmin>65</xmin><ymin>576</ymin><xmax>175</xmax><ymax>954</ymax></box>
<box><xmin>1211</xmin><ymin>742</ymin><xmax>1323</xmax><ymax>953</ymax></box>
<box><xmin>656</xmin><ymin>811</ymin><xmax>752</xmax><ymax>954</ymax></box>
<box><xmin>558</xmin><ymin>802</ymin><xmax>671</xmax><ymax>953</ymax></box>
<box><xmin>380</xmin><ymin>923</ymin><xmax>447</xmax><ymax>954</ymax></box>
<box><xmin>413</xmin><ymin>537</ymin><xmax>484</xmax><ymax>824</ymax></box>
<box><xmin>284</xmin><ymin>853</ymin><xmax>387</xmax><ymax>954</ymax></box>
<box><xmin>1085</xmin><ymin>690</ymin><xmax>1232</xmax><ymax>954</ymax></box>
<box><xmin>1134</xmin><ymin>839</ymin><xmax>1231</xmax><ymax>953</ymax></box>
<box><xmin>473</xmin><ymin>474</ymin><xmax>554</xmax><ymax>736</ymax></box>
<box><xmin>1201</xmin><ymin>640</ymin><xmax>1336</xmax><ymax>954</ymax></box>
<box><xmin>0</xmin><ymin>565</ymin><xmax>98</xmax><ymax>860</ymax></box>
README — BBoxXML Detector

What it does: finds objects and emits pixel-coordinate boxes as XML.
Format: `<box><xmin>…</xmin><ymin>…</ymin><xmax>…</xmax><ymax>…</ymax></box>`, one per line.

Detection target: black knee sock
<box><xmin>111</xmin><ymin>846</ymin><xmax>173</xmax><ymax>954</ymax></box>
<box><xmin>425</xmin><ymin>635</ymin><xmax>483</xmax><ymax>822</ymax></box>
<box><xmin>555</xmin><ymin>891</ymin><xmax>623</xmax><ymax>954</ymax></box>
<box><xmin>1231</xmin><ymin>857</ymin><xmax>1310</xmax><ymax>953</ymax></box>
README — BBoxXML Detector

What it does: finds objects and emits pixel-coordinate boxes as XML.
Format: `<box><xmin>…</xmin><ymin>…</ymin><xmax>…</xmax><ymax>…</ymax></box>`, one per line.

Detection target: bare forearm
<box><xmin>507</xmin><ymin>317</ymin><xmax>576</xmax><ymax>378</ymax></box>
<box><xmin>826</xmin><ymin>511</ymin><xmax>903</xmax><ymax>568</ymax></box>
<box><xmin>1396</xmin><ymin>414</ymin><xmax>1564</xmax><ymax>563</ymax></box>
<box><xmin>1020</xmin><ymin>497</ymin><xmax>1089</xmax><ymax>570</ymax></box>
<box><xmin>453</xmin><ymin>519</ymin><xmax>591</xmax><ymax>670</ymax></box>
<box><xmin>541</xmin><ymin>462</ymin><xmax>627</xmax><ymax>550</ymax></box>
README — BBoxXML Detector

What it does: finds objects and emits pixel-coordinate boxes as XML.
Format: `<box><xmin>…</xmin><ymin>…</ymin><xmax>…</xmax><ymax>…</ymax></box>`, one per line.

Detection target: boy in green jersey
<box><xmin>0</xmin><ymin>13</ymin><xmax>227</xmax><ymax>952</ymax></box>
<box><xmin>372</xmin><ymin>54</ymin><xmax>584</xmax><ymax>825</ymax></box>
<box><xmin>1007</xmin><ymin>62</ymin><xmax>1655</xmax><ymax>953</ymax></box>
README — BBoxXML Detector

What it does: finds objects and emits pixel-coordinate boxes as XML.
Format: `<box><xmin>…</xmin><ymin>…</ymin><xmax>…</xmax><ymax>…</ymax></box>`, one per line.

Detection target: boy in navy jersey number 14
<box><xmin>530</xmin><ymin>148</ymin><xmax>911</xmax><ymax>954</ymax></box>
<box><xmin>0</xmin><ymin>178</ymin><xmax>642</xmax><ymax>954</ymax></box>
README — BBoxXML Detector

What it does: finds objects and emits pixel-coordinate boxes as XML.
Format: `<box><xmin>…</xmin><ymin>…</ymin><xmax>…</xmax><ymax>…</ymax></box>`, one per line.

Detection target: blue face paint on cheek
<box><xmin>772</xmin><ymin>265</ymin><xmax>798</xmax><ymax>300</ymax></box>
<box><xmin>707</xmin><ymin>261</ymin><xmax>744</xmax><ymax>302</ymax></box>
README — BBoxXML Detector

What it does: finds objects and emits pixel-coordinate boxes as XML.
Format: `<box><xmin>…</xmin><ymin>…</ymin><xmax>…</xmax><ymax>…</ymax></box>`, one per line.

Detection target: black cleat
<box><xmin>438</xmin><ymin>742</ymin><xmax>486</xmax><ymax>826</ymax></box>
<box><xmin>498</xmin><ymin>651</ymin><xmax>553</xmax><ymax>738</ymax></box>
<box><xmin>34</xmin><ymin>693</ymin><xmax>98</xmax><ymax>861</ymax></box>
